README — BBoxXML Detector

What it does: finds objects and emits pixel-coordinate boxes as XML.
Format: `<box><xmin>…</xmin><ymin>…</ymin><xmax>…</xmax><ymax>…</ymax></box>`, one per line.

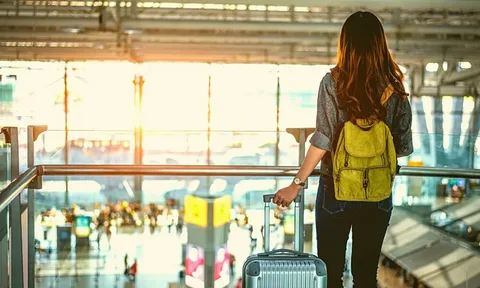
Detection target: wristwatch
<box><xmin>293</xmin><ymin>177</ymin><xmax>306</xmax><ymax>187</ymax></box>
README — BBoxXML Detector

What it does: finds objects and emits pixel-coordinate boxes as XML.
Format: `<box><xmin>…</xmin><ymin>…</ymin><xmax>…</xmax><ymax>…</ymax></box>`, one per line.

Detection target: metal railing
<box><xmin>4</xmin><ymin>164</ymin><xmax>480</xmax><ymax>213</ymax></box>
<box><xmin>4</xmin><ymin>164</ymin><xmax>480</xmax><ymax>214</ymax></box>
<box><xmin>1</xmin><ymin>126</ymin><xmax>480</xmax><ymax>288</ymax></box>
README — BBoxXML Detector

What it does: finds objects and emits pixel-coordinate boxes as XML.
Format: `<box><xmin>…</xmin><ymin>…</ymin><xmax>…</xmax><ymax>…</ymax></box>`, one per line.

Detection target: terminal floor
<box><xmin>35</xmin><ymin>228</ymin><xmax>184</xmax><ymax>288</ymax></box>
<box><xmin>34</xmin><ymin>227</ymin><xmax>407</xmax><ymax>288</ymax></box>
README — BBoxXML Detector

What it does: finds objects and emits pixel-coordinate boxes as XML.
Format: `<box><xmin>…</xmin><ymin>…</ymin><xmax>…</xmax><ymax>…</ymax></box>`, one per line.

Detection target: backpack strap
<box><xmin>331</xmin><ymin>122</ymin><xmax>345</xmax><ymax>155</ymax></box>
<box><xmin>381</xmin><ymin>84</ymin><xmax>395</xmax><ymax>105</ymax></box>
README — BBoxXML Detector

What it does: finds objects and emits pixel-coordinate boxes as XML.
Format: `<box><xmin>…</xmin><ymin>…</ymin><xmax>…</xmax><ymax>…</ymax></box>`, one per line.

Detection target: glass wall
<box><xmin>66</xmin><ymin>62</ymin><xmax>135</xmax><ymax>165</ymax></box>
<box><xmin>410</xmin><ymin>95</ymin><xmax>478</xmax><ymax>168</ymax></box>
<box><xmin>1</xmin><ymin>60</ymin><xmax>479</xmax><ymax>211</ymax></box>
<box><xmin>142</xmin><ymin>63</ymin><xmax>209</xmax><ymax>165</ymax></box>
<box><xmin>210</xmin><ymin>64</ymin><xmax>278</xmax><ymax>166</ymax></box>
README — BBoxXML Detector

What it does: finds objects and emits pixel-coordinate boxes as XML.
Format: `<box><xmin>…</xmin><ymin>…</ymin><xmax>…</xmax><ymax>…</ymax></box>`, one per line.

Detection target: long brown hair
<box><xmin>331</xmin><ymin>11</ymin><xmax>408</xmax><ymax>121</ymax></box>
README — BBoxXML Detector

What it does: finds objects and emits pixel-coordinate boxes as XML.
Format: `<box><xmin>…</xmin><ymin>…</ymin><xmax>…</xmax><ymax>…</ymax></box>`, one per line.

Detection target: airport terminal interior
<box><xmin>0</xmin><ymin>0</ymin><xmax>480</xmax><ymax>287</ymax></box>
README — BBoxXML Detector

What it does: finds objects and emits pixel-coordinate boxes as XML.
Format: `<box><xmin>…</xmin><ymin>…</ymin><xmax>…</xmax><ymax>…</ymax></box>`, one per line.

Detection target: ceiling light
<box><xmin>124</xmin><ymin>29</ymin><xmax>142</xmax><ymax>35</ymax></box>
<box><xmin>63</xmin><ymin>27</ymin><xmax>82</xmax><ymax>33</ymax></box>
<box><xmin>459</xmin><ymin>62</ymin><xmax>472</xmax><ymax>69</ymax></box>
<box><xmin>425</xmin><ymin>62</ymin><xmax>439</xmax><ymax>73</ymax></box>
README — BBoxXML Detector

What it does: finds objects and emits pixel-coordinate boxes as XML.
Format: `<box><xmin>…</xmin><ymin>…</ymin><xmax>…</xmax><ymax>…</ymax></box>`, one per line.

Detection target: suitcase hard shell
<box><xmin>242</xmin><ymin>194</ymin><xmax>327</xmax><ymax>288</ymax></box>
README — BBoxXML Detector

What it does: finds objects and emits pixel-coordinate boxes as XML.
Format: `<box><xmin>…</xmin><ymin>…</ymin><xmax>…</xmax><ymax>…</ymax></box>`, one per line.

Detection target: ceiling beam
<box><xmin>144</xmin><ymin>0</ymin><xmax>480</xmax><ymax>10</ymax></box>
<box><xmin>1</xmin><ymin>31</ymin><xmax>480</xmax><ymax>48</ymax></box>
<box><xmin>442</xmin><ymin>68</ymin><xmax>480</xmax><ymax>85</ymax></box>
<box><xmin>2</xmin><ymin>5</ymin><xmax>477</xmax><ymax>21</ymax></box>
<box><xmin>1</xmin><ymin>16</ymin><xmax>480</xmax><ymax>36</ymax></box>
<box><xmin>0</xmin><ymin>47</ymin><xmax>326</xmax><ymax>63</ymax></box>
<box><xmin>1</xmin><ymin>45</ymin><xmax>479</xmax><ymax>64</ymax></box>
<box><xmin>418</xmin><ymin>85</ymin><xmax>475</xmax><ymax>96</ymax></box>
<box><xmin>2</xmin><ymin>39</ymin><xmax>480</xmax><ymax>57</ymax></box>
<box><xmin>1</xmin><ymin>0</ymin><xmax>478</xmax><ymax>10</ymax></box>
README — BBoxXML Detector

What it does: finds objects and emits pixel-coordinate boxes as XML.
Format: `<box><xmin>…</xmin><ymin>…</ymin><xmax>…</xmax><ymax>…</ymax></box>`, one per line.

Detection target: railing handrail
<box><xmin>39</xmin><ymin>164</ymin><xmax>306</xmax><ymax>176</ymax></box>
<box><xmin>0</xmin><ymin>166</ymin><xmax>38</xmax><ymax>212</ymax></box>
<box><xmin>1</xmin><ymin>164</ymin><xmax>480</xmax><ymax>212</ymax></box>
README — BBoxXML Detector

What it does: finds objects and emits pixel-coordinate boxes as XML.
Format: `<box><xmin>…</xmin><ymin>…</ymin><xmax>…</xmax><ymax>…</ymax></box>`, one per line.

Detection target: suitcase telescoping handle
<box><xmin>263</xmin><ymin>194</ymin><xmax>302</xmax><ymax>253</ymax></box>
<box><xmin>258</xmin><ymin>249</ymin><xmax>308</xmax><ymax>257</ymax></box>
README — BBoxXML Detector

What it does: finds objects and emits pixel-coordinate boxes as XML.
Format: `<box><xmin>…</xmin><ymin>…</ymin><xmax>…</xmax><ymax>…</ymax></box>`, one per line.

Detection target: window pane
<box><xmin>278</xmin><ymin>65</ymin><xmax>329</xmax><ymax>166</ymax></box>
<box><xmin>142</xmin><ymin>63</ymin><xmax>209</xmax><ymax>164</ymax></box>
<box><xmin>142</xmin><ymin>63</ymin><xmax>209</xmax><ymax>131</ymax></box>
<box><xmin>209</xmin><ymin>64</ymin><xmax>278</xmax><ymax>165</ymax></box>
<box><xmin>411</xmin><ymin>95</ymin><xmax>476</xmax><ymax>168</ymax></box>
<box><xmin>210</xmin><ymin>64</ymin><xmax>277</xmax><ymax>131</ymax></box>
<box><xmin>61</xmin><ymin>62</ymin><xmax>136</xmax><ymax>164</ymax></box>
<box><xmin>278</xmin><ymin>65</ymin><xmax>329</xmax><ymax>129</ymax></box>
<box><xmin>67</xmin><ymin>62</ymin><xmax>135</xmax><ymax>131</ymax></box>
<box><xmin>0</xmin><ymin>62</ymin><xmax>64</xmax><ymax>128</ymax></box>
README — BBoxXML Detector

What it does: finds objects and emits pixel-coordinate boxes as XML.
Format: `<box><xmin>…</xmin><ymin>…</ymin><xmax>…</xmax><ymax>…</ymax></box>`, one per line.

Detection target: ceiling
<box><xmin>0</xmin><ymin>0</ymin><xmax>480</xmax><ymax>65</ymax></box>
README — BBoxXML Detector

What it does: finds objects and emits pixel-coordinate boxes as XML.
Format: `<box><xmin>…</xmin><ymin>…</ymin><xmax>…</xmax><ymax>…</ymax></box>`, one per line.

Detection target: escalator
<box><xmin>382</xmin><ymin>206</ymin><xmax>480</xmax><ymax>288</ymax></box>
<box><xmin>430</xmin><ymin>197</ymin><xmax>480</xmax><ymax>247</ymax></box>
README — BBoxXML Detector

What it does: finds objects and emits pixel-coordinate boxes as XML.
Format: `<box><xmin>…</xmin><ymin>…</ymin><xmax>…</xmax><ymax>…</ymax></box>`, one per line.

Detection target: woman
<box><xmin>273</xmin><ymin>11</ymin><xmax>413</xmax><ymax>288</ymax></box>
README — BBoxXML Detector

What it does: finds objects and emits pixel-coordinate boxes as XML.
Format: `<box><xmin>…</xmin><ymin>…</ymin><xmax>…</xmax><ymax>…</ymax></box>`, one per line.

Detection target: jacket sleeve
<box><xmin>391</xmin><ymin>97</ymin><xmax>414</xmax><ymax>156</ymax></box>
<box><xmin>309</xmin><ymin>73</ymin><xmax>338</xmax><ymax>152</ymax></box>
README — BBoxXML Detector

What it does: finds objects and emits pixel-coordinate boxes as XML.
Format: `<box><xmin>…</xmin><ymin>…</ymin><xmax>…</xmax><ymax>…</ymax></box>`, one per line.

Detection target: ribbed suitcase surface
<box><xmin>243</xmin><ymin>253</ymin><xmax>327</xmax><ymax>288</ymax></box>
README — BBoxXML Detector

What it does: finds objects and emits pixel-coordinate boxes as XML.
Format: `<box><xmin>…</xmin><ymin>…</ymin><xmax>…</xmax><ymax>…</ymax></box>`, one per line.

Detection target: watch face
<box><xmin>294</xmin><ymin>178</ymin><xmax>301</xmax><ymax>184</ymax></box>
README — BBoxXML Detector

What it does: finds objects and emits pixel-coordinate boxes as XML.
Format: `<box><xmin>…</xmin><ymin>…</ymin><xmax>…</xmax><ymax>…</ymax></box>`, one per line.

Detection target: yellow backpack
<box><xmin>331</xmin><ymin>118</ymin><xmax>397</xmax><ymax>202</ymax></box>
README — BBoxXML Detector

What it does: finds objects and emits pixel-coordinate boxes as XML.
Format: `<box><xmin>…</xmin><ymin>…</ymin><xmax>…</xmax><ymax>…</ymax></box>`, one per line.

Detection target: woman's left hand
<box><xmin>273</xmin><ymin>184</ymin><xmax>301</xmax><ymax>208</ymax></box>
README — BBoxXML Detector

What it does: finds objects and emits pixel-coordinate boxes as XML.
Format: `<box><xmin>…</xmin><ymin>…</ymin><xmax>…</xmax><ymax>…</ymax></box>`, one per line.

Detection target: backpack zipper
<box><xmin>363</xmin><ymin>169</ymin><xmax>369</xmax><ymax>199</ymax></box>
<box><xmin>336</xmin><ymin>167</ymin><xmax>363</xmax><ymax>183</ymax></box>
<box><xmin>337</xmin><ymin>165</ymin><xmax>390</xmax><ymax>200</ymax></box>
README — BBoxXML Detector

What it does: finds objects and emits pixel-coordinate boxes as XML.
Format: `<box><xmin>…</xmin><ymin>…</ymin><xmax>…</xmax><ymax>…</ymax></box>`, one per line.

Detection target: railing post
<box><xmin>2</xmin><ymin>127</ymin><xmax>23</xmax><ymax>288</ymax></box>
<box><xmin>286</xmin><ymin>127</ymin><xmax>315</xmax><ymax>253</ymax></box>
<box><xmin>0</xmin><ymin>207</ymin><xmax>7</xmax><ymax>288</ymax></box>
<box><xmin>0</xmin><ymin>128</ymin><xmax>9</xmax><ymax>288</ymax></box>
<box><xmin>27</xmin><ymin>125</ymin><xmax>47</xmax><ymax>288</ymax></box>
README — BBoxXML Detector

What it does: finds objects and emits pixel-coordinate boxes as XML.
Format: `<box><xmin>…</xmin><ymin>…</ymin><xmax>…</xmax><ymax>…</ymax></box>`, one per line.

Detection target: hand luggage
<box><xmin>242</xmin><ymin>194</ymin><xmax>327</xmax><ymax>288</ymax></box>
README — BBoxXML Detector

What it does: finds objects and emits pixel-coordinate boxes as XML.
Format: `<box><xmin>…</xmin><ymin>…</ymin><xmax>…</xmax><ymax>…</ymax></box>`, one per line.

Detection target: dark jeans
<box><xmin>316</xmin><ymin>176</ymin><xmax>392</xmax><ymax>288</ymax></box>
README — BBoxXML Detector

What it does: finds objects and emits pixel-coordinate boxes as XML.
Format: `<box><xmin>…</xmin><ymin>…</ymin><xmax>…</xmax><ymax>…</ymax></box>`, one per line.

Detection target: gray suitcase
<box><xmin>242</xmin><ymin>194</ymin><xmax>327</xmax><ymax>288</ymax></box>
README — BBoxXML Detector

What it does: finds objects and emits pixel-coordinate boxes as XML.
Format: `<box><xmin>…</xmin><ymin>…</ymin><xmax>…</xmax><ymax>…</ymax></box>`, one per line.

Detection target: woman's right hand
<box><xmin>273</xmin><ymin>183</ymin><xmax>302</xmax><ymax>208</ymax></box>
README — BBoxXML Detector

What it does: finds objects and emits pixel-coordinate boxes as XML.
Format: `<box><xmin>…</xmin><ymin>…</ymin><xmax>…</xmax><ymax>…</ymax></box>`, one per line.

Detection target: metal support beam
<box><xmin>63</xmin><ymin>62</ymin><xmax>69</xmax><ymax>207</ymax></box>
<box><xmin>443</xmin><ymin>68</ymin><xmax>480</xmax><ymax>85</ymax></box>
<box><xmin>133</xmin><ymin>74</ymin><xmax>144</xmax><ymax>202</ymax></box>
<box><xmin>275</xmin><ymin>73</ymin><xmax>280</xmax><ymax>167</ymax></box>
<box><xmin>137</xmin><ymin>0</ymin><xmax>479</xmax><ymax>10</ymax></box>
<box><xmin>1</xmin><ymin>31</ymin><xmax>480</xmax><ymax>49</ymax></box>
<box><xmin>130</xmin><ymin>0</ymin><xmax>137</xmax><ymax>18</ymax></box>
<box><xmin>3</xmin><ymin>0</ymin><xmax>478</xmax><ymax>10</ymax></box>
<box><xmin>471</xmin><ymin>89</ymin><xmax>480</xmax><ymax>169</ymax></box>
<box><xmin>418</xmin><ymin>85</ymin><xmax>474</xmax><ymax>97</ymax></box>
<box><xmin>411</xmin><ymin>66</ymin><xmax>425</xmax><ymax>96</ymax></box>
<box><xmin>1</xmin><ymin>46</ymin><xmax>479</xmax><ymax>65</ymax></box>
<box><xmin>1</xmin><ymin>17</ymin><xmax>480</xmax><ymax>35</ymax></box>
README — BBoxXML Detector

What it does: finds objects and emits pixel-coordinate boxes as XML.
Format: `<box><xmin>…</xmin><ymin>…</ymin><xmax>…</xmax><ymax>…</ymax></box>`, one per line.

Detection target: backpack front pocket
<box><xmin>335</xmin><ymin>167</ymin><xmax>366</xmax><ymax>201</ymax></box>
<box><xmin>366</xmin><ymin>166</ymin><xmax>393</xmax><ymax>201</ymax></box>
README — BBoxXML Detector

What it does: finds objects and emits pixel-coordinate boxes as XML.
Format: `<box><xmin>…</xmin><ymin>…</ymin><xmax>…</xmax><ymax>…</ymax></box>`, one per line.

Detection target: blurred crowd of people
<box><xmin>38</xmin><ymin>198</ymin><xmax>185</xmax><ymax>231</ymax></box>
<box><xmin>94</xmin><ymin>199</ymin><xmax>184</xmax><ymax>234</ymax></box>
